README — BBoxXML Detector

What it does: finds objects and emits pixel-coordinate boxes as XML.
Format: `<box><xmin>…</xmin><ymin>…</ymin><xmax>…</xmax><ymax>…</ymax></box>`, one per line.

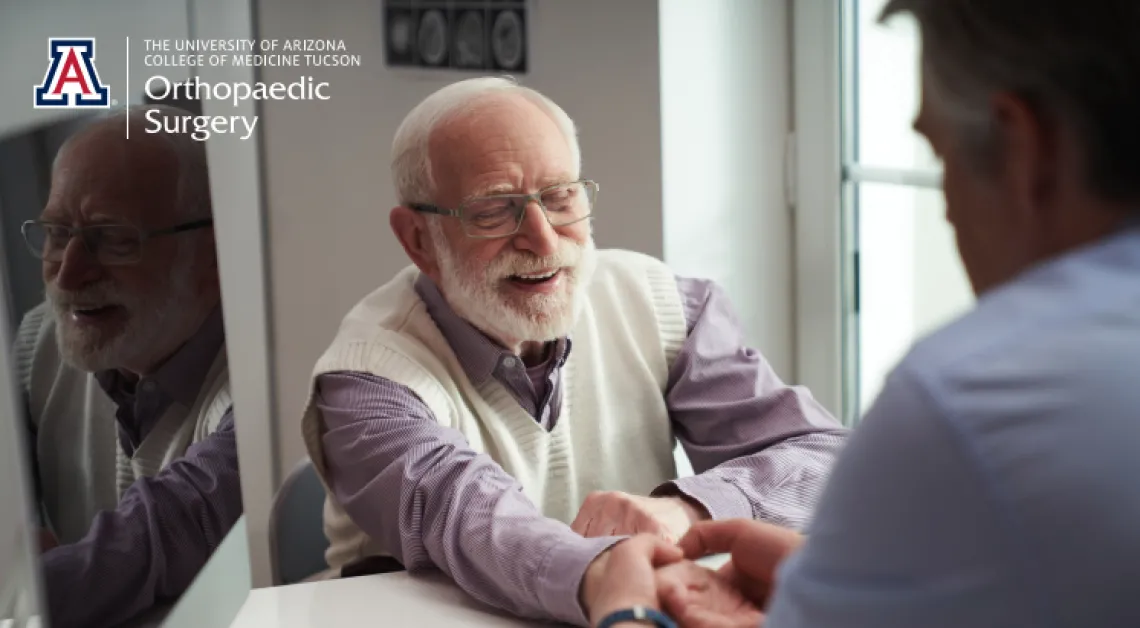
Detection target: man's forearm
<box><xmin>666</xmin><ymin>276</ymin><xmax>848</xmax><ymax>530</ymax></box>
<box><xmin>332</xmin><ymin>426</ymin><xmax>620</xmax><ymax>625</ymax></box>
<box><xmin>664</xmin><ymin>431</ymin><xmax>847</xmax><ymax>530</ymax></box>
<box><xmin>42</xmin><ymin>415</ymin><xmax>242</xmax><ymax>628</ymax></box>
<box><xmin>319</xmin><ymin>371</ymin><xmax>626</xmax><ymax>625</ymax></box>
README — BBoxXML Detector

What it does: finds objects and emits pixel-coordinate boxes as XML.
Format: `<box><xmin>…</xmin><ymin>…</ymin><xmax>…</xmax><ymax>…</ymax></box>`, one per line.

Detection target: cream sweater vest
<box><xmin>301</xmin><ymin>249</ymin><xmax>688</xmax><ymax>571</ymax></box>
<box><xmin>14</xmin><ymin>303</ymin><xmax>232</xmax><ymax>544</ymax></box>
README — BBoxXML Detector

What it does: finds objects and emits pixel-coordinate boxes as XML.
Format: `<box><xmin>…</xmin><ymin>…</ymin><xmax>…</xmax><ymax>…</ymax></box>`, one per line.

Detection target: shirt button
<box><xmin>502</xmin><ymin>357</ymin><xmax>518</xmax><ymax>369</ymax></box>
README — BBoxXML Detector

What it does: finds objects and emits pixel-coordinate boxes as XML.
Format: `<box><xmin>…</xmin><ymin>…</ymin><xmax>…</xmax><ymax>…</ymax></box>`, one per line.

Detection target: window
<box><xmin>842</xmin><ymin>0</ymin><xmax>973</xmax><ymax>414</ymax></box>
<box><xmin>791</xmin><ymin>0</ymin><xmax>974</xmax><ymax>423</ymax></box>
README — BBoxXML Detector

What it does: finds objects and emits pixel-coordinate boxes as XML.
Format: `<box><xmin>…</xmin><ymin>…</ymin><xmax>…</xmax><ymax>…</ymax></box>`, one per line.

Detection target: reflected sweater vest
<box><xmin>14</xmin><ymin>303</ymin><xmax>231</xmax><ymax>543</ymax></box>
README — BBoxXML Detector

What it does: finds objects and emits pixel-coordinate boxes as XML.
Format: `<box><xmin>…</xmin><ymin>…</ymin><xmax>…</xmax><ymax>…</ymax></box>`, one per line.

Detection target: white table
<box><xmin>226</xmin><ymin>553</ymin><xmax>730</xmax><ymax>627</ymax></box>
<box><xmin>228</xmin><ymin>571</ymin><xmax>541</xmax><ymax>627</ymax></box>
<box><xmin>3</xmin><ymin>510</ymin><xmax>730</xmax><ymax>628</ymax></box>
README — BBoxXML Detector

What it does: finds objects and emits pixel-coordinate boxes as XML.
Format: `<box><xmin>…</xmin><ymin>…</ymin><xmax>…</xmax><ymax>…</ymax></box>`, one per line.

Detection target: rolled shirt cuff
<box><xmin>536</xmin><ymin>533</ymin><xmax>626</xmax><ymax>626</ymax></box>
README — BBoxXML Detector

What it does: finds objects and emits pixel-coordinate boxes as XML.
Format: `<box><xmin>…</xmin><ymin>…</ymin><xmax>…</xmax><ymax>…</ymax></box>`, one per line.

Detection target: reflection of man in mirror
<box><xmin>300</xmin><ymin>77</ymin><xmax>847</xmax><ymax>626</ymax></box>
<box><xmin>14</xmin><ymin>105</ymin><xmax>242</xmax><ymax>628</ymax></box>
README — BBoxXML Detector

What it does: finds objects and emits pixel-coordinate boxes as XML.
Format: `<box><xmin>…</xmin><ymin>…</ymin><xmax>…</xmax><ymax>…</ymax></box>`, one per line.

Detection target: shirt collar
<box><xmin>95</xmin><ymin>305</ymin><xmax>226</xmax><ymax>407</ymax></box>
<box><xmin>414</xmin><ymin>274</ymin><xmax>571</xmax><ymax>385</ymax></box>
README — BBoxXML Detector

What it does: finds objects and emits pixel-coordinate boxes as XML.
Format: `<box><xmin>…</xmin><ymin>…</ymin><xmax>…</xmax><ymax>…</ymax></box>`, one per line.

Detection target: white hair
<box><xmin>55</xmin><ymin>105</ymin><xmax>212</xmax><ymax>221</ymax></box>
<box><xmin>390</xmin><ymin>76</ymin><xmax>582</xmax><ymax>205</ymax></box>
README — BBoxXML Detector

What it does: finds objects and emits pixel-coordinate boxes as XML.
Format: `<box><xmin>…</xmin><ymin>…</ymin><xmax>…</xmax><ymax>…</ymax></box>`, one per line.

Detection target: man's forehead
<box><xmin>432</xmin><ymin>96</ymin><xmax>570</xmax><ymax>158</ymax></box>
<box><xmin>467</xmin><ymin>175</ymin><xmax>576</xmax><ymax>199</ymax></box>
<box><xmin>46</xmin><ymin>136</ymin><xmax>179</xmax><ymax>222</ymax></box>
<box><xmin>427</xmin><ymin>95</ymin><xmax>577</xmax><ymax>202</ymax></box>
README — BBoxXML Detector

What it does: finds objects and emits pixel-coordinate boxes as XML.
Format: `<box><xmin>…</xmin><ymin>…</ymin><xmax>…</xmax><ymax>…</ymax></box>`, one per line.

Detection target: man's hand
<box><xmin>678</xmin><ymin>519</ymin><xmax>804</xmax><ymax>608</ymax></box>
<box><xmin>571</xmin><ymin>491</ymin><xmax>709</xmax><ymax>542</ymax></box>
<box><xmin>580</xmin><ymin>534</ymin><xmax>684</xmax><ymax>626</ymax></box>
<box><xmin>656</xmin><ymin>561</ymin><xmax>765</xmax><ymax>628</ymax></box>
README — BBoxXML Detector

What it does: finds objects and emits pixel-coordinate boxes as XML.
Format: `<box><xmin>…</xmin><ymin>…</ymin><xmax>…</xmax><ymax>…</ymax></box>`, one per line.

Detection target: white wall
<box><xmin>660</xmin><ymin>0</ymin><xmax>794</xmax><ymax>378</ymax></box>
<box><xmin>254</xmin><ymin>0</ymin><xmax>666</xmax><ymax>479</ymax></box>
<box><xmin>791</xmin><ymin>0</ymin><xmax>846</xmax><ymax>418</ymax></box>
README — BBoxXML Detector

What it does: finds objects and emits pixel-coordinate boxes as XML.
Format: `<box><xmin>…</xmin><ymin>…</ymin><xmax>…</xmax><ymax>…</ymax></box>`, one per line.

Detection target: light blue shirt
<box><xmin>767</xmin><ymin>224</ymin><xmax>1140</xmax><ymax>628</ymax></box>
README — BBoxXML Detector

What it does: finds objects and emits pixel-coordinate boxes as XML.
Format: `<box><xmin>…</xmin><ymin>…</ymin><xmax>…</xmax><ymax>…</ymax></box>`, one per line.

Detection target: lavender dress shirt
<box><xmin>315</xmin><ymin>276</ymin><xmax>847</xmax><ymax>625</ymax></box>
<box><xmin>36</xmin><ymin>308</ymin><xmax>243</xmax><ymax>628</ymax></box>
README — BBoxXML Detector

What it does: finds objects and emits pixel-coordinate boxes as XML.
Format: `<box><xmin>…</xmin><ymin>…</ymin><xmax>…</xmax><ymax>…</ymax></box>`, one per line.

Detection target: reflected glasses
<box><xmin>410</xmin><ymin>180</ymin><xmax>598</xmax><ymax>239</ymax></box>
<box><xmin>20</xmin><ymin>218</ymin><xmax>214</xmax><ymax>265</ymax></box>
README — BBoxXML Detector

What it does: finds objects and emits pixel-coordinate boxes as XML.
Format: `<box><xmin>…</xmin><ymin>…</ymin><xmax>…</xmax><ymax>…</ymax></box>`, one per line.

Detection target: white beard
<box><xmin>428</xmin><ymin>219</ymin><xmax>597</xmax><ymax>346</ymax></box>
<box><xmin>46</xmin><ymin>251</ymin><xmax>201</xmax><ymax>373</ymax></box>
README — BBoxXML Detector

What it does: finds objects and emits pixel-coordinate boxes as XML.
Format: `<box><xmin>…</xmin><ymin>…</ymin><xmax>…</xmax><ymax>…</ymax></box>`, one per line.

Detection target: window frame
<box><xmin>792</xmin><ymin>0</ymin><xmax>944</xmax><ymax>425</ymax></box>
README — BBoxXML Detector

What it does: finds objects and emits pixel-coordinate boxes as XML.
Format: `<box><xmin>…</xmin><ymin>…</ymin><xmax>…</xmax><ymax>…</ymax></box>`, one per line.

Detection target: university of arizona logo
<box><xmin>34</xmin><ymin>38</ymin><xmax>110</xmax><ymax>109</ymax></box>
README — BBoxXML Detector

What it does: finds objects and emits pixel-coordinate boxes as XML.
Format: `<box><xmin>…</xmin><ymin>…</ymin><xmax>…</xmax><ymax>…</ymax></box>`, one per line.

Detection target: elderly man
<box><xmin>299</xmin><ymin>77</ymin><xmax>847</xmax><ymax>626</ymax></box>
<box><xmin>595</xmin><ymin>1</ymin><xmax>1140</xmax><ymax>627</ymax></box>
<box><xmin>15</xmin><ymin>106</ymin><xmax>242</xmax><ymax>628</ymax></box>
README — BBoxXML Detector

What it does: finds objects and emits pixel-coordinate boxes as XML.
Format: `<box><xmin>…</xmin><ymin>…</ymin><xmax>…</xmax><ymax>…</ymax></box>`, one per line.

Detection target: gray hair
<box><xmin>882</xmin><ymin>0</ymin><xmax>1140</xmax><ymax>205</ymax></box>
<box><xmin>391</xmin><ymin>76</ymin><xmax>581</xmax><ymax>206</ymax></box>
<box><xmin>55</xmin><ymin>104</ymin><xmax>212</xmax><ymax>221</ymax></box>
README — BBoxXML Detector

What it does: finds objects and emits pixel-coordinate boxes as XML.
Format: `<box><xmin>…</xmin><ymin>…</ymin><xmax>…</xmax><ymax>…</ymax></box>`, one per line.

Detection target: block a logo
<box><xmin>34</xmin><ymin>38</ymin><xmax>111</xmax><ymax>109</ymax></box>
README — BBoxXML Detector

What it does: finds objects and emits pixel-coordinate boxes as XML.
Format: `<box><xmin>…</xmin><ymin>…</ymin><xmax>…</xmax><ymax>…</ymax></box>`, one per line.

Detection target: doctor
<box><xmin>595</xmin><ymin>0</ymin><xmax>1140</xmax><ymax>625</ymax></box>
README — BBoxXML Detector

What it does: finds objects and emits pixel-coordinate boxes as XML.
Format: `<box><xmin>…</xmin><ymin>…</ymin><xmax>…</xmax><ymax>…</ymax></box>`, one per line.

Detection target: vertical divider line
<box><xmin>126</xmin><ymin>36</ymin><xmax>130</xmax><ymax>139</ymax></box>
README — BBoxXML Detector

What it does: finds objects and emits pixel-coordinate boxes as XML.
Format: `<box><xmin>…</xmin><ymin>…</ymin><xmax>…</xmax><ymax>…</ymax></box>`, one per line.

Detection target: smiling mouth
<box><xmin>508</xmin><ymin>269</ymin><xmax>561</xmax><ymax>285</ymax></box>
<box><xmin>68</xmin><ymin>304</ymin><xmax>123</xmax><ymax>323</ymax></box>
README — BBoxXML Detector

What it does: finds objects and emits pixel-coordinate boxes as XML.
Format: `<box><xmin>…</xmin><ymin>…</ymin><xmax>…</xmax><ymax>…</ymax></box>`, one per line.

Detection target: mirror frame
<box><xmin>193</xmin><ymin>0</ymin><xmax>280</xmax><ymax>590</ymax></box>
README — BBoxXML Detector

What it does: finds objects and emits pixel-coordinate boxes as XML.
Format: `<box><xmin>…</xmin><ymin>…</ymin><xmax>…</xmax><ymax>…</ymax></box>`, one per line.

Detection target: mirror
<box><xmin>0</xmin><ymin>270</ymin><xmax>44</xmax><ymax>628</ymax></box>
<box><xmin>0</xmin><ymin>1</ymin><xmax>265</xmax><ymax>626</ymax></box>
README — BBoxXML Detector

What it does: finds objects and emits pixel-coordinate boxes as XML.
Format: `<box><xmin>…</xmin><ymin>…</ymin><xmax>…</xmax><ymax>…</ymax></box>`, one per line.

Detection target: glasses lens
<box><xmin>541</xmin><ymin>182</ymin><xmax>595</xmax><ymax>226</ymax></box>
<box><xmin>22</xmin><ymin>223</ymin><xmax>71</xmax><ymax>261</ymax></box>
<box><xmin>462</xmin><ymin>196</ymin><xmax>524</xmax><ymax>237</ymax></box>
<box><xmin>89</xmin><ymin>225</ymin><xmax>143</xmax><ymax>264</ymax></box>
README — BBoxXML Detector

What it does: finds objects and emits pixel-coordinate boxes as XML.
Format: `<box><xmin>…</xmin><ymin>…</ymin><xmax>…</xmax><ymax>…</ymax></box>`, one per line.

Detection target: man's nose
<box><xmin>511</xmin><ymin>202</ymin><xmax>560</xmax><ymax>258</ymax></box>
<box><xmin>51</xmin><ymin>237</ymin><xmax>103</xmax><ymax>290</ymax></box>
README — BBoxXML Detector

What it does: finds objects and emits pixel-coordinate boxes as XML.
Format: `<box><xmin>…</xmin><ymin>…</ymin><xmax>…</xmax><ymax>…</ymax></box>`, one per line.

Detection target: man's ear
<box><xmin>390</xmin><ymin>206</ymin><xmax>441</xmax><ymax>279</ymax></box>
<box><xmin>990</xmin><ymin>91</ymin><xmax>1058</xmax><ymax>221</ymax></box>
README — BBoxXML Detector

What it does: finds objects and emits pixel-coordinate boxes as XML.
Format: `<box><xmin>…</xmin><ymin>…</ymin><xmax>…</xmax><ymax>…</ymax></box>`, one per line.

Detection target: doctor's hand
<box><xmin>677</xmin><ymin>519</ymin><xmax>804</xmax><ymax>609</ymax></box>
<box><xmin>571</xmin><ymin>491</ymin><xmax>709</xmax><ymax>542</ymax></box>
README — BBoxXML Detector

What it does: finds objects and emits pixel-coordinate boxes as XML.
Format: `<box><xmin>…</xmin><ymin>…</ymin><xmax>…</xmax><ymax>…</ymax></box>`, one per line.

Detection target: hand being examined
<box><xmin>678</xmin><ymin>518</ymin><xmax>804</xmax><ymax>610</ymax></box>
<box><xmin>581</xmin><ymin>534</ymin><xmax>765</xmax><ymax>628</ymax></box>
<box><xmin>656</xmin><ymin>561</ymin><xmax>766</xmax><ymax>628</ymax></box>
<box><xmin>581</xmin><ymin>534</ymin><xmax>685</xmax><ymax>626</ymax></box>
<box><xmin>570</xmin><ymin>490</ymin><xmax>709</xmax><ymax>542</ymax></box>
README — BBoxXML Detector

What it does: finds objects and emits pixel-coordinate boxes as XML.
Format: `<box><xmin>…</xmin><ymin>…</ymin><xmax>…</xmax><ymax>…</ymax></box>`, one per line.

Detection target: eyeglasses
<box><xmin>410</xmin><ymin>180</ymin><xmax>599</xmax><ymax>239</ymax></box>
<box><xmin>20</xmin><ymin>218</ymin><xmax>214</xmax><ymax>265</ymax></box>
